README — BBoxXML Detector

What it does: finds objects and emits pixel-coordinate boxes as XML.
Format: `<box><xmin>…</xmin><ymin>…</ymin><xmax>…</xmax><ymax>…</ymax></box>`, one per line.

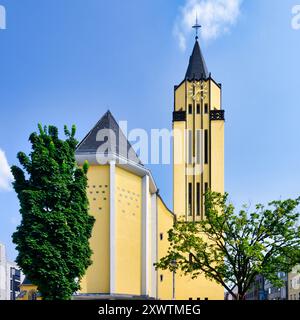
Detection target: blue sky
<box><xmin>0</xmin><ymin>0</ymin><xmax>300</xmax><ymax>260</ymax></box>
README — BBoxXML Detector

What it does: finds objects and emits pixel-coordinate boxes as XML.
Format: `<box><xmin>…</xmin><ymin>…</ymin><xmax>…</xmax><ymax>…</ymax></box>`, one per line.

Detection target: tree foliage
<box><xmin>11</xmin><ymin>124</ymin><xmax>95</xmax><ymax>300</ymax></box>
<box><xmin>156</xmin><ymin>191</ymin><xmax>300</xmax><ymax>300</ymax></box>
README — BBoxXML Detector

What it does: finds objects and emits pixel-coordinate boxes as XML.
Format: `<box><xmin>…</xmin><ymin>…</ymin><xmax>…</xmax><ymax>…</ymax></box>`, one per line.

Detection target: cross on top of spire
<box><xmin>192</xmin><ymin>14</ymin><xmax>201</xmax><ymax>40</ymax></box>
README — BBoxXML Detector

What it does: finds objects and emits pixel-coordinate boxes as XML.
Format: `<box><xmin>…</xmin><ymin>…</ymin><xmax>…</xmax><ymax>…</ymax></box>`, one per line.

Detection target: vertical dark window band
<box><xmin>196</xmin><ymin>104</ymin><xmax>200</xmax><ymax>114</ymax></box>
<box><xmin>196</xmin><ymin>130</ymin><xmax>201</xmax><ymax>164</ymax></box>
<box><xmin>188</xmin><ymin>130</ymin><xmax>193</xmax><ymax>164</ymax></box>
<box><xmin>188</xmin><ymin>104</ymin><xmax>193</xmax><ymax>114</ymax></box>
<box><xmin>188</xmin><ymin>183</ymin><xmax>193</xmax><ymax>216</ymax></box>
<box><xmin>204</xmin><ymin>130</ymin><xmax>208</xmax><ymax>164</ymax></box>
<box><xmin>196</xmin><ymin>183</ymin><xmax>200</xmax><ymax>216</ymax></box>
<box><xmin>204</xmin><ymin>104</ymin><xmax>209</xmax><ymax>114</ymax></box>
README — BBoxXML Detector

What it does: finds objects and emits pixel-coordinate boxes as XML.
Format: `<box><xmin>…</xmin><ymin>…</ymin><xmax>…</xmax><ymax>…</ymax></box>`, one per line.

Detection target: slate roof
<box><xmin>185</xmin><ymin>39</ymin><xmax>209</xmax><ymax>80</ymax></box>
<box><xmin>76</xmin><ymin>111</ymin><xmax>142</xmax><ymax>165</ymax></box>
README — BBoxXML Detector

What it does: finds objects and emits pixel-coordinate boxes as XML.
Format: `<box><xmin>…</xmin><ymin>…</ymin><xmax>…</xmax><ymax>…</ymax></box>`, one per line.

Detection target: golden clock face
<box><xmin>188</xmin><ymin>81</ymin><xmax>208</xmax><ymax>102</ymax></box>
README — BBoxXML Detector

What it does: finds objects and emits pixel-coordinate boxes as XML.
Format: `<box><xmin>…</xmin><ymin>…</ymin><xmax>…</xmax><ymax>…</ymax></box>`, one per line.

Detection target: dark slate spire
<box><xmin>76</xmin><ymin>110</ymin><xmax>142</xmax><ymax>165</ymax></box>
<box><xmin>185</xmin><ymin>39</ymin><xmax>209</xmax><ymax>80</ymax></box>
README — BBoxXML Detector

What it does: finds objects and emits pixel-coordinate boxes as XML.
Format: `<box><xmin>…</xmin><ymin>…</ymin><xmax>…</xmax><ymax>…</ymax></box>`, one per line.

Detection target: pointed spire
<box><xmin>185</xmin><ymin>17</ymin><xmax>209</xmax><ymax>80</ymax></box>
<box><xmin>185</xmin><ymin>39</ymin><xmax>209</xmax><ymax>81</ymax></box>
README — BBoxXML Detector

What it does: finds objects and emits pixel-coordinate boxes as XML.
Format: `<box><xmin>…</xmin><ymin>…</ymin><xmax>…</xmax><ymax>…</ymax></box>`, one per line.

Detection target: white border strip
<box><xmin>141</xmin><ymin>175</ymin><xmax>149</xmax><ymax>296</ymax></box>
<box><xmin>109</xmin><ymin>160</ymin><xmax>116</xmax><ymax>294</ymax></box>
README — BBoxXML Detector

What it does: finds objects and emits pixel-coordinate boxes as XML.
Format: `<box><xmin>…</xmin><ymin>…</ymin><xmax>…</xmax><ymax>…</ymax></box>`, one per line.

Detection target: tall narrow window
<box><xmin>188</xmin><ymin>130</ymin><xmax>193</xmax><ymax>164</ymax></box>
<box><xmin>204</xmin><ymin>183</ymin><xmax>209</xmax><ymax>196</ymax></box>
<box><xmin>188</xmin><ymin>104</ymin><xmax>193</xmax><ymax>114</ymax></box>
<box><xmin>188</xmin><ymin>183</ymin><xmax>193</xmax><ymax>216</ymax></box>
<box><xmin>196</xmin><ymin>183</ymin><xmax>200</xmax><ymax>216</ymax></box>
<box><xmin>204</xmin><ymin>182</ymin><xmax>209</xmax><ymax>219</ymax></box>
<box><xmin>204</xmin><ymin>104</ymin><xmax>209</xmax><ymax>114</ymax></box>
<box><xmin>204</xmin><ymin>130</ymin><xmax>209</xmax><ymax>164</ymax></box>
<box><xmin>196</xmin><ymin>130</ymin><xmax>202</xmax><ymax>164</ymax></box>
<box><xmin>196</xmin><ymin>104</ymin><xmax>201</xmax><ymax>114</ymax></box>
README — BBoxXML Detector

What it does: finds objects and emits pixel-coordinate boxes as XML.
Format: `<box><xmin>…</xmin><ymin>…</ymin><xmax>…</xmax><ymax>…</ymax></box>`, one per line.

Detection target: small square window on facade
<box><xmin>160</xmin><ymin>233</ymin><xmax>163</xmax><ymax>240</ymax></box>
<box><xmin>188</xmin><ymin>104</ymin><xmax>193</xmax><ymax>114</ymax></box>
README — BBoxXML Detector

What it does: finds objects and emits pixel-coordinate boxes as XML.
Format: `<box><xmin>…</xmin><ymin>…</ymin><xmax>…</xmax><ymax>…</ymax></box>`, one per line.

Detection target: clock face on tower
<box><xmin>188</xmin><ymin>81</ymin><xmax>208</xmax><ymax>102</ymax></box>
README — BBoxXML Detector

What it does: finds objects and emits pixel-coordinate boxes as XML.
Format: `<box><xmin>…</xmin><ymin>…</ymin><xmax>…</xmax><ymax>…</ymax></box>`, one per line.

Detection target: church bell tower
<box><xmin>173</xmin><ymin>29</ymin><xmax>225</xmax><ymax>221</ymax></box>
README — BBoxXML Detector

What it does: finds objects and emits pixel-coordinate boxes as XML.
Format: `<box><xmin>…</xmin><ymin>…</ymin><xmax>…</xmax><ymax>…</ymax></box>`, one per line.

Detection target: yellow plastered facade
<box><xmin>115</xmin><ymin>167</ymin><xmax>142</xmax><ymax>295</ymax></box>
<box><xmin>78</xmin><ymin>162</ymin><xmax>174</xmax><ymax>299</ymax></box>
<box><xmin>80</xmin><ymin>165</ymin><xmax>110</xmax><ymax>294</ymax></box>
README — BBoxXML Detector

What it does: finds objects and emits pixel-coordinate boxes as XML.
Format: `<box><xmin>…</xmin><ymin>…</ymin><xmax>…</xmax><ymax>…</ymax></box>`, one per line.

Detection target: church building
<box><xmin>74</xmin><ymin>33</ymin><xmax>225</xmax><ymax>300</ymax></box>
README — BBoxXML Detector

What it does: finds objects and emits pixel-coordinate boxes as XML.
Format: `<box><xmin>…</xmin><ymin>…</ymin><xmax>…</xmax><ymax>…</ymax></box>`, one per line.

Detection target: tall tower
<box><xmin>173</xmin><ymin>34</ymin><xmax>225</xmax><ymax>221</ymax></box>
<box><xmin>172</xmin><ymin>28</ymin><xmax>225</xmax><ymax>300</ymax></box>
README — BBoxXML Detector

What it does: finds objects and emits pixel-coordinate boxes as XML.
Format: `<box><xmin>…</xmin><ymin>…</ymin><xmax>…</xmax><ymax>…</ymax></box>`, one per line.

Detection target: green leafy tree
<box><xmin>156</xmin><ymin>191</ymin><xmax>300</xmax><ymax>300</ymax></box>
<box><xmin>11</xmin><ymin>124</ymin><xmax>95</xmax><ymax>300</ymax></box>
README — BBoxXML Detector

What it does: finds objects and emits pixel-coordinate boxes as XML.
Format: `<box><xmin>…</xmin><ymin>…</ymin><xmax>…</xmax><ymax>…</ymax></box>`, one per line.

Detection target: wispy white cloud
<box><xmin>174</xmin><ymin>0</ymin><xmax>243</xmax><ymax>50</ymax></box>
<box><xmin>0</xmin><ymin>148</ymin><xmax>13</xmax><ymax>191</ymax></box>
<box><xmin>0</xmin><ymin>5</ymin><xmax>6</xmax><ymax>30</ymax></box>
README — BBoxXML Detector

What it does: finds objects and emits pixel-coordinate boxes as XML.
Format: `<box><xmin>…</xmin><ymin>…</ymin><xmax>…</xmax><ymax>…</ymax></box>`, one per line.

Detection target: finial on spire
<box><xmin>192</xmin><ymin>14</ymin><xmax>201</xmax><ymax>40</ymax></box>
